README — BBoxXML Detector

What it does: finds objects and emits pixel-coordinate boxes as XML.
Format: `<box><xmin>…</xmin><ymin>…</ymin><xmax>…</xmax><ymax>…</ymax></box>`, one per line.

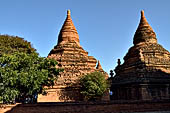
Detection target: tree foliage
<box><xmin>0</xmin><ymin>52</ymin><xmax>61</xmax><ymax>103</ymax></box>
<box><xmin>80</xmin><ymin>72</ymin><xmax>108</xmax><ymax>101</ymax></box>
<box><xmin>0</xmin><ymin>35</ymin><xmax>36</xmax><ymax>56</ymax></box>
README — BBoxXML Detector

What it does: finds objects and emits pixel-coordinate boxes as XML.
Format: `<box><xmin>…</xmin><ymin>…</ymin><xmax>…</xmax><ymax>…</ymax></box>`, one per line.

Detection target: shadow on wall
<box><xmin>110</xmin><ymin>68</ymin><xmax>170</xmax><ymax>101</ymax></box>
<box><xmin>2</xmin><ymin>100</ymin><xmax>170</xmax><ymax>113</ymax></box>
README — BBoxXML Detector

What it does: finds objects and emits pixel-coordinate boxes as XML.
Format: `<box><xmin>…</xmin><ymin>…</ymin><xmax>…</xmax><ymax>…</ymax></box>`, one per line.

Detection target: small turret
<box><xmin>96</xmin><ymin>60</ymin><xmax>102</xmax><ymax>70</ymax></box>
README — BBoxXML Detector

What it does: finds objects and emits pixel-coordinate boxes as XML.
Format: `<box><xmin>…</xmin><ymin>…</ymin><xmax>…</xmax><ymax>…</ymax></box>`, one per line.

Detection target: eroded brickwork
<box><xmin>38</xmin><ymin>10</ymin><xmax>108</xmax><ymax>102</ymax></box>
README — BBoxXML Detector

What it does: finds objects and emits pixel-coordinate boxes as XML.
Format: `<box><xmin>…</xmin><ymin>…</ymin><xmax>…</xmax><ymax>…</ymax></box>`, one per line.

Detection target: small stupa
<box><xmin>38</xmin><ymin>10</ymin><xmax>108</xmax><ymax>102</ymax></box>
<box><xmin>111</xmin><ymin>10</ymin><xmax>170</xmax><ymax>100</ymax></box>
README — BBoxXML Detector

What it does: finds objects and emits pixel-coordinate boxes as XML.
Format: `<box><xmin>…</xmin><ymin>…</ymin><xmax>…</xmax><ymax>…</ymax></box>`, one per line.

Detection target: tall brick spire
<box><xmin>40</xmin><ymin>10</ymin><xmax>108</xmax><ymax>102</ymax></box>
<box><xmin>133</xmin><ymin>10</ymin><xmax>157</xmax><ymax>45</ymax></box>
<box><xmin>57</xmin><ymin>10</ymin><xmax>80</xmax><ymax>45</ymax></box>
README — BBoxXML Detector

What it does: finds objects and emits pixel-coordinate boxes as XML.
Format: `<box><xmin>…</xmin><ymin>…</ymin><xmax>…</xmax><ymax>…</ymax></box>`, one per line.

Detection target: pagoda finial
<box><xmin>133</xmin><ymin>10</ymin><xmax>157</xmax><ymax>45</ymax></box>
<box><xmin>141</xmin><ymin>10</ymin><xmax>144</xmax><ymax>17</ymax></box>
<box><xmin>140</xmin><ymin>10</ymin><xmax>148</xmax><ymax>25</ymax></box>
<box><xmin>67</xmin><ymin>9</ymin><xmax>71</xmax><ymax>16</ymax></box>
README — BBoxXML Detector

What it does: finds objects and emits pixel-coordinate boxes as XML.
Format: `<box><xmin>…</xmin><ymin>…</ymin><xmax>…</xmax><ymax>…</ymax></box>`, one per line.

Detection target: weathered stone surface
<box><xmin>38</xmin><ymin>10</ymin><xmax>108</xmax><ymax>102</ymax></box>
<box><xmin>110</xmin><ymin>10</ymin><xmax>170</xmax><ymax>101</ymax></box>
<box><xmin>2</xmin><ymin>100</ymin><xmax>170</xmax><ymax>113</ymax></box>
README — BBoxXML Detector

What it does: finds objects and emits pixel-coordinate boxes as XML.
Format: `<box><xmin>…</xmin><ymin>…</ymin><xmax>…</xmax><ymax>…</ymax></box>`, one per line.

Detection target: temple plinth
<box><xmin>38</xmin><ymin>10</ymin><xmax>108</xmax><ymax>102</ymax></box>
<box><xmin>111</xmin><ymin>10</ymin><xmax>170</xmax><ymax>101</ymax></box>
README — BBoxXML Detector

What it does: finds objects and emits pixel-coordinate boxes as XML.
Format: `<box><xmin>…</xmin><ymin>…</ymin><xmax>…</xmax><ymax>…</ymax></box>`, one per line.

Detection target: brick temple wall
<box><xmin>1</xmin><ymin>100</ymin><xmax>170</xmax><ymax>113</ymax></box>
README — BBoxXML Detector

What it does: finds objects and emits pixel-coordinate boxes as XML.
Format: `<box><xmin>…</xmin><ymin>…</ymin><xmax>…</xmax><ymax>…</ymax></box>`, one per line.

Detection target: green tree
<box><xmin>0</xmin><ymin>35</ymin><xmax>36</xmax><ymax>56</ymax></box>
<box><xmin>0</xmin><ymin>52</ymin><xmax>61</xmax><ymax>103</ymax></box>
<box><xmin>80</xmin><ymin>72</ymin><xmax>108</xmax><ymax>101</ymax></box>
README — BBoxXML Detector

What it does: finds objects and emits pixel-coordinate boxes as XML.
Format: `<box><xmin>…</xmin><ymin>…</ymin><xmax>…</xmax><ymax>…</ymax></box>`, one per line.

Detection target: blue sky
<box><xmin>0</xmin><ymin>0</ymin><xmax>170</xmax><ymax>74</ymax></box>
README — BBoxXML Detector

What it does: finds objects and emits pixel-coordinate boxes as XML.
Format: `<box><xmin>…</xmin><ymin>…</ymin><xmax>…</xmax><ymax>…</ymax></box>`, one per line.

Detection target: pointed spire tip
<box><xmin>67</xmin><ymin>9</ymin><xmax>71</xmax><ymax>15</ymax></box>
<box><xmin>141</xmin><ymin>10</ymin><xmax>144</xmax><ymax>17</ymax></box>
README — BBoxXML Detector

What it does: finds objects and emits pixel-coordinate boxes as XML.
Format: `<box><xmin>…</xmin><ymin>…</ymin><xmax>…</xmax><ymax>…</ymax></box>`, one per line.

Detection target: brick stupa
<box><xmin>111</xmin><ymin>11</ymin><xmax>170</xmax><ymax>100</ymax></box>
<box><xmin>38</xmin><ymin>10</ymin><xmax>108</xmax><ymax>102</ymax></box>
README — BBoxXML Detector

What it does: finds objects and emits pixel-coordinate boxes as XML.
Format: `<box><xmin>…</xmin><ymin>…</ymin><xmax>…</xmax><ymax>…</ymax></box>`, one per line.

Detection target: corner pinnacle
<box><xmin>96</xmin><ymin>60</ymin><xmax>102</xmax><ymax>69</ymax></box>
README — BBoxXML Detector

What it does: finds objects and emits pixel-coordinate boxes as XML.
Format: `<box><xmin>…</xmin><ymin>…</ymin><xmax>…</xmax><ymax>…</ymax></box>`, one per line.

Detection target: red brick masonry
<box><xmin>1</xmin><ymin>100</ymin><xmax>170</xmax><ymax>113</ymax></box>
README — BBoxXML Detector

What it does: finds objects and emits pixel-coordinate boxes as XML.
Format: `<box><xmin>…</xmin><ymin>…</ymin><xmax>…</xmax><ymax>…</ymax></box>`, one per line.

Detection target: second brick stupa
<box><xmin>111</xmin><ymin>10</ymin><xmax>170</xmax><ymax>101</ymax></box>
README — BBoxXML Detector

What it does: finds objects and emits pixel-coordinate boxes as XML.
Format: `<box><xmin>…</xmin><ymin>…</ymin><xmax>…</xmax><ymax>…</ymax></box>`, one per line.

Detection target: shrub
<box><xmin>80</xmin><ymin>71</ymin><xmax>108</xmax><ymax>101</ymax></box>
